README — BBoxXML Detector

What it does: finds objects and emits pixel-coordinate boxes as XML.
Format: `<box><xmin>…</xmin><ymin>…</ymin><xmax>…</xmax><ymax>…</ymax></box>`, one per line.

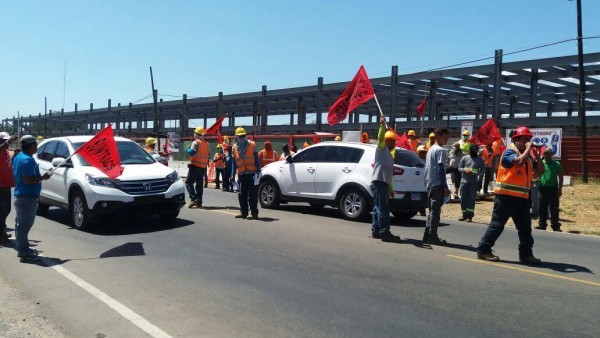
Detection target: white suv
<box><xmin>258</xmin><ymin>142</ymin><xmax>427</xmax><ymax>221</ymax></box>
<box><xmin>34</xmin><ymin>136</ymin><xmax>186</xmax><ymax>230</ymax></box>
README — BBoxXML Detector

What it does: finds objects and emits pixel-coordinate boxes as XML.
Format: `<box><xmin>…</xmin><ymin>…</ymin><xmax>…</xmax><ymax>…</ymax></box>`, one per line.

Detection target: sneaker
<box><xmin>234</xmin><ymin>214</ymin><xmax>248</xmax><ymax>219</ymax></box>
<box><xmin>477</xmin><ymin>252</ymin><xmax>500</xmax><ymax>261</ymax></box>
<box><xmin>18</xmin><ymin>252</ymin><xmax>40</xmax><ymax>263</ymax></box>
<box><xmin>380</xmin><ymin>233</ymin><xmax>401</xmax><ymax>243</ymax></box>
<box><xmin>188</xmin><ymin>200</ymin><xmax>197</xmax><ymax>208</ymax></box>
<box><xmin>466</xmin><ymin>218</ymin><xmax>473</xmax><ymax>223</ymax></box>
<box><xmin>520</xmin><ymin>255</ymin><xmax>542</xmax><ymax>265</ymax></box>
<box><xmin>426</xmin><ymin>235</ymin><xmax>447</xmax><ymax>246</ymax></box>
<box><xmin>195</xmin><ymin>201</ymin><xmax>202</xmax><ymax>208</ymax></box>
<box><xmin>534</xmin><ymin>225</ymin><xmax>547</xmax><ymax>230</ymax></box>
<box><xmin>458</xmin><ymin>216</ymin><xmax>467</xmax><ymax>221</ymax></box>
<box><xmin>371</xmin><ymin>232</ymin><xmax>381</xmax><ymax>239</ymax></box>
<box><xmin>246</xmin><ymin>214</ymin><xmax>259</xmax><ymax>220</ymax></box>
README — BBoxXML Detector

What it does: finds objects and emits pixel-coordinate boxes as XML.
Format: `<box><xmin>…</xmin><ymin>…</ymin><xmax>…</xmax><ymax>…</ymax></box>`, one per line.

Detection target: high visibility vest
<box><xmin>190</xmin><ymin>140</ymin><xmax>210</xmax><ymax>168</ymax></box>
<box><xmin>233</xmin><ymin>141</ymin><xmax>257</xmax><ymax>173</ymax></box>
<box><xmin>481</xmin><ymin>147</ymin><xmax>495</xmax><ymax>167</ymax></box>
<box><xmin>258</xmin><ymin>149</ymin><xmax>278</xmax><ymax>167</ymax></box>
<box><xmin>213</xmin><ymin>153</ymin><xmax>225</xmax><ymax>169</ymax></box>
<box><xmin>494</xmin><ymin>145</ymin><xmax>533</xmax><ymax>199</ymax></box>
<box><xmin>408</xmin><ymin>139</ymin><xmax>420</xmax><ymax>152</ymax></box>
<box><xmin>459</xmin><ymin>139</ymin><xmax>471</xmax><ymax>155</ymax></box>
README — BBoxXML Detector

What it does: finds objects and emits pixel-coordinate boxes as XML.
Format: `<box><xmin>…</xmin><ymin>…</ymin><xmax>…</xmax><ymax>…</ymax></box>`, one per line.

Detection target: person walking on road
<box><xmin>258</xmin><ymin>141</ymin><xmax>278</xmax><ymax>168</ymax></box>
<box><xmin>12</xmin><ymin>135</ymin><xmax>51</xmax><ymax>263</ymax></box>
<box><xmin>535</xmin><ymin>148</ymin><xmax>563</xmax><ymax>232</ymax></box>
<box><xmin>423</xmin><ymin>128</ymin><xmax>450</xmax><ymax>245</ymax></box>
<box><xmin>458</xmin><ymin>144</ymin><xmax>485</xmax><ymax>222</ymax></box>
<box><xmin>370</xmin><ymin>115</ymin><xmax>401</xmax><ymax>242</ymax></box>
<box><xmin>186</xmin><ymin>127</ymin><xmax>210</xmax><ymax>208</ymax></box>
<box><xmin>476</xmin><ymin>126</ymin><xmax>545</xmax><ymax>265</ymax></box>
<box><xmin>231</xmin><ymin>127</ymin><xmax>261</xmax><ymax>220</ymax></box>
<box><xmin>0</xmin><ymin>132</ymin><xmax>15</xmax><ymax>243</ymax></box>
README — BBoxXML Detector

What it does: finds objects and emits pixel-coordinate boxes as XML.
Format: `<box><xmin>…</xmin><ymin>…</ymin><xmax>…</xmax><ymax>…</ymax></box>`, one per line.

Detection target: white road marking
<box><xmin>39</xmin><ymin>256</ymin><xmax>172</xmax><ymax>338</ymax></box>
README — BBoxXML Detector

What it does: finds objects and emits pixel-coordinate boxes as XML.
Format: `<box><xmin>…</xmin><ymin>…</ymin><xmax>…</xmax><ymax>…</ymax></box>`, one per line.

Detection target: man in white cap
<box><xmin>12</xmin><ymin>135</ymin><xmax>51</xmax><ymax>262</ymax></box>
<box><xmin>0</xmin><ymin>132</ymin><xmax>15</xmax><ymax>242</ymax></box>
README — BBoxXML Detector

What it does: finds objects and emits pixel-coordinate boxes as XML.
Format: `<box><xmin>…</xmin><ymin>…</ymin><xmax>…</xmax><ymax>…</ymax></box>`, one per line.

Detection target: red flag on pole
<box><xmin>76</xmin><ymin>125</ymin><xmax>123</xmax><ymax>179</ymax></box>
<box><xmin>417</xmin><ymin>97</ymin><xmax>427</xmax><ymax>117</ymax></box>
<box><xmin>327</xmin><ymin>65</ymin><xmax>375</xmax><ymax>126</ymax></box>
<box><xmin>469</xmin><ymin>118</ymin><xmax>502</xmax><ymax>145</ymax></box>
<box><xmin>205</xmin><ymin>116</ymin><xmax>226</xmax><ymax>135</ymax></box>
<box><xmin>389</xmin><ymin>128</ymin><xmax>411</xmax><ymax>150</ymax></box>
<box><xmin>217</xmin><ymin>130</ymin><xmax>222</xmax><ymax>145</ymax></box>
<box><xmin>312</xmin><ymin>134</ymin><xmax>319</xmax><ymax>145</ymax></box>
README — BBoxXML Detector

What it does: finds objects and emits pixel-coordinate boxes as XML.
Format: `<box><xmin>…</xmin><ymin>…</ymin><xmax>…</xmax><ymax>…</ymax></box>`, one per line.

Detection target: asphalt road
<box><xmin>0</xmin><ymin>188</ymin><xmax>599</xmax><ymax>337</ymax></box>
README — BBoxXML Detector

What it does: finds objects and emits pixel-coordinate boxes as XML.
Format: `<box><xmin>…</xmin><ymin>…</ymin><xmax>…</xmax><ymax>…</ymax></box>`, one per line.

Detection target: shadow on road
<box><xmin>278</xmin><ymin>204</ymin><xmax>349</xmax><ymax>220</ymax></box>
<box><xmin>201</xmin><ymin>205</ymin><xmax>241</xmax><ymax>211</ymax></box>
<box><xmin>502</xmin><ymin>260</ymin><xmax>595</xmax><ymax>274</ymax></box>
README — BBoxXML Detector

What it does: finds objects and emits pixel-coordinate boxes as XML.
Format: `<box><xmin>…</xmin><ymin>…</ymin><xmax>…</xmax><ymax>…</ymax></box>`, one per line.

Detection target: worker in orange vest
<box><xmin>477</xmin><ymin>126</ymin><xmax>545</xmax><ymax>264</ymax></box>
<box><xmin>478</xmin><ymin>142</ymin><xmax>497</xmax><ymax>196</ymax></box>
<box><xmin>231</xmin><ymin>127</ymin><xmax>261</xmax><ymax>220</ymax></box>
<box><xmin>258</xmin><ymin>141</ymin><xmax>279</xmax><ymax>168</ymax></box>
<box><xmin>186</xmin><ymin>127</ymin><xmax>210</xmax><ymax>208</ymax></box>
<box><xmin>213</xmin><ymin>144</ymin><xmax>226</xmax><ymax>190</ymax></box>
<box><xmin>407</xmin><ymin>130</ymin><xmax>420</xmax><ymax>152</ymax></box>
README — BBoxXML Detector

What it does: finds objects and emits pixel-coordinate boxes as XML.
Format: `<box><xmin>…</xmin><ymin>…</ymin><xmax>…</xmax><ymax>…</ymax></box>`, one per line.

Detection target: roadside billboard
<box><xmin>505</xmin><ymin>128</ymin><xmax>562</xmax><ymax>158</ymax></box>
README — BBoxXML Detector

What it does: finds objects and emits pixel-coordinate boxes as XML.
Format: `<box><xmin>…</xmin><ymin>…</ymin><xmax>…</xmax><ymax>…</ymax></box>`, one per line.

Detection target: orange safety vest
<box><xmin>494</xmin><ymin>145</ymin><xmax>533</xmax><ymax>199</ymax></box>
<box><xmin>213</xmin><ymin>153</ymin><xmax>225</xmax><ymax>169</ymax></box>
<box><xmin>258</xmin><ymin>149</ymin><xmax>278</xmax><ymax>167</ymax></box>
<box><xmin>408</xmin><ymin>139</ymin><xmax>420</xmax><ymax>152</ymax></box>
<box><xmin>233</xmin><ymin>141</ymin><xmax>257</xmax><ymax>173</ymax></box>
<box><xmin>481</xmin><ymin>147</ymin><xmax>495</xmax><ymax>168</ymax></box>
<box><xmin>190</xmin><ymin>140</ymin><xmax>210</xmax><ymax>168</ymax></box>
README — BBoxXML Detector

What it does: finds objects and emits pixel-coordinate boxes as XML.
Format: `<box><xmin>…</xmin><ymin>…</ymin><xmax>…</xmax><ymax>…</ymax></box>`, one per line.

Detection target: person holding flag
<box><xmin>370</xmin><ymin>115</ymin><xmax>401</xmax><ymax>243</ymax></box>
<box><xmin>186</xmin><ymin>127</ymin><xmax>210</xmax><ymax>208</ymax></box>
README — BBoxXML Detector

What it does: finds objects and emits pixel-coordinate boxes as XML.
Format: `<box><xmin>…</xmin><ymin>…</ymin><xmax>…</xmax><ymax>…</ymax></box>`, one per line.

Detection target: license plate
<box><xmin>411</xmin><ymin>193</ymin><xmax>421</xmax><ymax>201</ymax></box>
<box><xmin>134</xmin><ymin>194</ymin><xmax>165</xmax><ymax>203</ymax></box>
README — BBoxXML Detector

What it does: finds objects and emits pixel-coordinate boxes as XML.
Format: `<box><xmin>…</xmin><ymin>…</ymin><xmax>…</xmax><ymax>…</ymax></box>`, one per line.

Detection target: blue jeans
<box><xmin>14</xmin><ymin>196</ymin><xmax>38</xmax><ymax>256</ymax></box>
<box><xmin>370</xmin><ymin>181</ymin><xmax>390</xmax><ymax>236</ymax></box>
<box><xmin>426</xmin><ymin>186</ymin><xmax>445</xmax><ymax>236</ymax></box>
<box><xmin>0</xmin><ymin>188</ymin><xmax>12</xmax><ymax>232</ymax></box>
<box><xmin>478</xmin><ymin>194</ymin><xmax>534</xmax><ymax>258</ymax></box>
<box><xmin>185</xmin><ymin>165</ymin><xmax>207</xmax><ymax>203</ymax></box>
<box><xmin>238</xmin><ymin>173</ymin><xmax>258</xmax><ymax>217</ymax></box>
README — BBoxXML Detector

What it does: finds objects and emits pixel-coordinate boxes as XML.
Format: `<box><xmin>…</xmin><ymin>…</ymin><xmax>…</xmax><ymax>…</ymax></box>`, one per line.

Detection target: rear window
<box><xmin>394</xmin><ymin>149</ymin><xmax>425</xmax><ymax>168</ymax></box>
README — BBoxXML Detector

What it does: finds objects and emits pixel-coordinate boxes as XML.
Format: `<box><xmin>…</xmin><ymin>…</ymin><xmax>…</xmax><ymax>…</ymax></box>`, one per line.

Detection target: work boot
<box><xmin>371</xmin><ymin>232</ymin><xmax>381</xmax><ymax>239</ymax></box>
<box><xmin>534</xmin><ymin>225</ymin><xmax>547</xmax><ymax>230</ymax></box>
<box><xmin>380</xmin><ymin>232</ymin><xmax>401</xmax><ymax>243</ymax></box>
<box><xmin>458</xmin><ymin>216</ymin><xmax>467</xmax><ymax>221</ymax></box>
<box><xmin>246</xmin><ymin>214</ymin><xmax>259</xmax><ymax>220</ymax></box>
<box><xmin>0</xmin><ymin>232</ymin><xmax>11</xmax><ymax>242</ymax></box>
<box><xmin>520</xmin><ymin>255</ymin><xmax>542</xmax><ymax>265</ymax></box>
<box><xmin>426</xmin><ymin>234</ymin><xmax>447</xmax><ymax>246</ymax></box>
<box><xmin>551</xmin><ymin>223</ymin><xmax>562</xmax><ymax>232</ymax></box>
<box><xmin>477</xmin><ymin>252</ymin><xmax>500</xmax><ymax>261</ymax></box>
<box><xmin>234</xmin><ymin>214</ymin><xmax>247</xmax><ymax>219</ymax></box>
<box><xmin>188</xmin><ymin>200</ymin><xmax>197</xmax><ymax>208</ymax></box>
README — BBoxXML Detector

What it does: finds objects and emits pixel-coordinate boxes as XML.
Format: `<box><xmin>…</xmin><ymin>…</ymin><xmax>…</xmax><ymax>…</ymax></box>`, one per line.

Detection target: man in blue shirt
<box><xmin>423</xmin><ymin>128</ymin><xmax>450</xmax><ymax>245</ymax></box>
<box><xmin>13</xmin><ymin>135</ymin><xmax>51</xmax><ymax>263</ymax></box>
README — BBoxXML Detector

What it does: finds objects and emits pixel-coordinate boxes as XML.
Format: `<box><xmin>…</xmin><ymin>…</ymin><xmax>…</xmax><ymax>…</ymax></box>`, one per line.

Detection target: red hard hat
<box><xmin>511</xmin><ymin>126</ymin><xmax>533</xmax><ymax>140</ymax></box>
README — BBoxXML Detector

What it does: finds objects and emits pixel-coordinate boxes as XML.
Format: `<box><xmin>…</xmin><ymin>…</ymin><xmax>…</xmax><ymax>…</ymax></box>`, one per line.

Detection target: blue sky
<box><xmin>1</xmin><ymin>0</ymin><xmax>599</xmax><ymax>121</ymax></box>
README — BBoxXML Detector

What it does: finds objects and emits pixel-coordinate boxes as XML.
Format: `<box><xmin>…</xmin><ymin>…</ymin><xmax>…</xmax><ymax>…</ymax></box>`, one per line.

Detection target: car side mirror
<box><xmin>51</xmin><ymin>157</ymin><xmax>72</xmax><ymax>168</ymax></box>
<box><xmin>286</xmin><ymin>155</ymin><xmax>293</xmax><ymax>163</ymax></box>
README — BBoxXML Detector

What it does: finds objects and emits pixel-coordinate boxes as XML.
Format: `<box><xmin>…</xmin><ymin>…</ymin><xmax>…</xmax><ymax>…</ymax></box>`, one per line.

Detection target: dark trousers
<box><xmin>478</xmin><ymin>167</ymin><xmax>494</xmax><ymax>194</ymax></box>
<box><xmin>460</xmin><ymin>182</ymin><xmax>478</xmax><ymax>218</ymax></box>
<box><xmin>0</xmin><ymin>188</ymin><xmax>11</xmax><ymax>232</ymax></box>
<box><xmin>539</xmin><ymin>186</ymin><xmax>560</xmax><ymax>229</ymax></box>
<box><xmin>215</xmin><ymin>168</ymin><xmax>224</xmax><ymax>188</ymax></box>
<box><xmin>370</xmin><ymin>181</ymin><xmax>390</xmax><ymax>236</ymax></box>
<box><xmin>222</xmin><ymin>166</ymin><xmax>232</xmax><ymax>191</ymax></box>
<box><xmin>426</xmin><ymin>186</ymin><xmax>445</xmax><ymax>236</ymax></box>
<box><xmin>478</xmin><ymin>194</ymin><xmax>534</xmax><ymax>258</ymax></box>
<box><xmin>238</xmin><ymin>173</ymin><xmax>258</xmax><ymax>217</ymax></box>
<box><xmin>447</xmin><ymin>168</ymin><xmax>461</xmax><ymax>193</ymax></box>
<box><xmin>185</xmin><ymin>165</ymin><xmax>206</xmax><ymax>203</ymax></box>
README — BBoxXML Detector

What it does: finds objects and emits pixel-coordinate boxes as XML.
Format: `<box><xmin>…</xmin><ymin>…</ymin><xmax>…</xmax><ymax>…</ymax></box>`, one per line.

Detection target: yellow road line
<box><xmin>209</xmin><ymin>209</ymin><xmax>239</xmax><ymax>216</ymax></box>
<box><xmin>446</xmin><ymin>254</ymin><xmax>600</xmax><ymax>287</ymax></box>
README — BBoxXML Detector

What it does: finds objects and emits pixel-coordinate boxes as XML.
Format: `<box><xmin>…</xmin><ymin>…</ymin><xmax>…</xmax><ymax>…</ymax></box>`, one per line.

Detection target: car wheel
<box><xmin>36</xmin><ymin>202</ymin><xmax>50</xmax><ymax>216</ymax></box>
<box><xmin>258</xmin><ymin>180</ymin><xmax>281</xmax><ymax>209</ymax></box>
<box><xmin>392</xmin><ymin>211</ymin><xmax>418</xmax><ymax>223</ymax></box>
<box><xmin>309</xmin><ymin>203</ymin><xmax>325</xmax><ymax>209</ymax></box>
<box><xmin>339</xmin><ymin>188</ymin><xmax>370</xmax><ymax>221</ymax></box>
<box><xmin>159</xmin><ymin>209</ymin><xmax>180</xmax><ymax>221</ymax></box>
<box><xmin>69</xmin><ymin>190</ymin><xmax>95</xmax><ymax>230</ymax></box>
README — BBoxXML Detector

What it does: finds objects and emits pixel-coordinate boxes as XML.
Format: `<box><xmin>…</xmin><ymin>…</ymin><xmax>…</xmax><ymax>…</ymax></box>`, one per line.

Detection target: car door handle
<box><xmin>307</xmin><ymin>167</ymin><xmax>315</xmax><ymax>174</ymax></box>
<box><xmin>342</xmin><ymin>167</ymin><xmax>352</xmax><ymax>173</ymax></box>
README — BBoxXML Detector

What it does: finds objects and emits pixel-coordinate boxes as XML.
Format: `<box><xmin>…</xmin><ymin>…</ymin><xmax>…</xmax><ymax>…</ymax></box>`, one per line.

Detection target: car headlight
<box><xmin>85</xmin><ymin>174</ymin><xmax>114</xmax><ymax>187</ymax></box>
<box><xmin>166</xmin><ymin>171</ymin><xmax>179</xmax><ymax>183</ymax></box>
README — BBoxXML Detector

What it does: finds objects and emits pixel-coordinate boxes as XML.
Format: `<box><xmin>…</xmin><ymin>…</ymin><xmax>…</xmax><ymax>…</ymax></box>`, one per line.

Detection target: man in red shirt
<box><xmin>0</xmin><ymin>132</ymin><xmax>16</xmax><ymax>242</ymax></box>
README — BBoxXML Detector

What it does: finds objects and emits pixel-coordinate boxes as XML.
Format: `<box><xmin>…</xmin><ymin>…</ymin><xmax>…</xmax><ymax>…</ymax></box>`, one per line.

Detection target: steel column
<box><xmin>390</xmin><ymin>65</ymin><xmax>398</xmax><ymax>123</ymax></box>
<box><xmin>529</xmin><ymin>68</ymin><xmax>539</xmax><ymax>118</ymax></box>
<box><xmin>493</xmin><ymin>49</ymin><xmax>503</xmax><ymax>119</ymax></box>
<box><xmin>316</xmin><ymin>77</ymin><xmax>323</xmax><ymax>131</ymax></box>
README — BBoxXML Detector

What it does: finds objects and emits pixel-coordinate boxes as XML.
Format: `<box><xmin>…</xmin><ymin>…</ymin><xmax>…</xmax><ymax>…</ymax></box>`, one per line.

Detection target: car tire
<box><xmin>159</xmin><ymin>209</ymin><xmax>180</xmax><ymax>221</ymax></box>
<box><xmin>258</xmin><ymin>180</ymin><xmax>281</xmax><ymax>209</ymax></box>
<box><xmin>69</xmin><ymin>190</ymin><xmax>95</xmax><ymax>231</ymax></box>
<box><xmin>36</xmin><ymin>202</ymin><xmax>50</xmax><ymax>216</ymax></box>
<box><xmin>339</xmin><ymin>188</ymin><xmax>370</xmax><ymax>221</ymax></box>
<box><xmin>309</xmin><ymin>203</ymin><xmax>325</xmax><ymax>209</ymax></box>
<box><xmin>392</xmin><ymin>211</ymin><xmax>418</xmax><ymax>223</ymax></box>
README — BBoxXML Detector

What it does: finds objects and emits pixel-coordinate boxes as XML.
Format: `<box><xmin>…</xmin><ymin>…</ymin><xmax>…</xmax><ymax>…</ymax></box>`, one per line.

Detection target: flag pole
<box><xmin>373</xmin><ymin>94</ymin><xmax>388</xmax><ymax>129</ymax></box>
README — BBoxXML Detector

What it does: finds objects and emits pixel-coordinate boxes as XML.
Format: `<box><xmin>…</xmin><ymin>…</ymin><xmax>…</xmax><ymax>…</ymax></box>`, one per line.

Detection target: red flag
<box><xmin>469</xmin><ymin>118</ymin><xmax>502</xmax><ymax>145</ymax></box>
<box><xmin>217</xmin><ymin>131</ymin><xmax>222</xmax><ymax>145</ymax></box>
<box><xmin>205</xmin><ymin>116</ymin><xmax>226</xmax><ymax>135</ymax></box>
<box><xmin>312</xmin><ymin>134</ymin><xmax>319</xmax><ymax>144</ymax></box>
<box><xmin>76</xmin><ymin>125</ymin><xmax>123</xmax><ymax>179</ymax></box>
<box><xmin>389</xmin><ymin>128</ymin><xmax>411</xmax><ymax>150</ymax></box>
<box><xmin>327</xmin><ymin>65</ymin><xmax>375</xmax><ymax>126</ymax></box>
<box><xmin>417</xmin><ymin>97</ymin><xmax>427</xmax><ymax>117</ymax></box>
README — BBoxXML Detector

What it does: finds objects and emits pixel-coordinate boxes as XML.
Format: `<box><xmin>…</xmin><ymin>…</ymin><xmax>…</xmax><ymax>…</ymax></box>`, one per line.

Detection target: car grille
<box><xmin>113</xmin><ymin>178</ymin><xmax>171</xmax><ymax>195</ymax></box>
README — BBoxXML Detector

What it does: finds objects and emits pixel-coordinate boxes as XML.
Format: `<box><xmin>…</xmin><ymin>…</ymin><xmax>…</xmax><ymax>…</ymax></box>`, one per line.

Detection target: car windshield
<box><xmin>394</xmin><ymin>149</ymin><xmax>425</xmax><ymax>168</ymax></box>
<box><xmin>72</xmin><ymin>141</ymin><xmax>155</xmax><ymax>166</ymax></box>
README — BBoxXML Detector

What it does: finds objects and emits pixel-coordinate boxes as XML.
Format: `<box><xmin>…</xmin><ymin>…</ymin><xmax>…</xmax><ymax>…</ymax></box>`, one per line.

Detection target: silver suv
<box><xmin>258</xmin><ymin>142</ymin><xmax>427</xmax><ymax>222</ymax></box>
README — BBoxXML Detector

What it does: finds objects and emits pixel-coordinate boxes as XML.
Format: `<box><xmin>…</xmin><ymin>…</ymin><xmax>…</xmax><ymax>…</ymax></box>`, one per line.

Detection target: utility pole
<box><xmin>576</xmin><ymin>0</ymin><xmax>588</xmax><ymax>183</ymax></box>
<box><xmin>150</xmin><ymin>66</ymin><xmax>160</xmax><ymax>148</ymax></box>
<box><xmin>44</xmin><ymin>97</ymin><xmax>47</xmax><ymax>138</ymax></box>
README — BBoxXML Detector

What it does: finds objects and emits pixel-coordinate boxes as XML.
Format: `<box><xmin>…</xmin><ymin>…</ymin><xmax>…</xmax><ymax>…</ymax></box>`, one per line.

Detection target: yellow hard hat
<box><xmin>335</xmin><ymin>135</ymin><xmax>342</xmax><ymax>141</ymax></box>
<box><xmin>216</xmin><ymin>144</ymin><xmax>222</xmax><ymax>148</ymax></box>
<box><xmin>235</xmin><ymin>127</ymin><xmax>247</xmax><ymax>136</ymax></box>
<box><xmin>407</xmin><ymin>130</ymin><xmax>416</xmax><ymax>136</ymax></box>
<box><xmin>462</xmin><ymin>130</ymin><xmax>471</xmax><ymax>136</ymax></box>
<box><xmin>146</xmin><ymin>137</ymin><xmax>156</xmax><ymax>146</ymax></box>
<box><xmin>417</xmin><ymin>145</ymin><xmax>427</xmax><ymax>153</ymax></box>
<box><xmin>429</xmin><ymin>132</ymin><xmax>435</xmax><ymax>138</ymax></box>
<box><xmin>194</xmin><ymin>127</ymin><xmax>206</xmax><ymax>135</ymax></box>
<box><xmin>384</xmin><ymin>131</ymin><xmax>396</xmax><ymax>141</ymax></box>
<box><xmin>36</xmin><ymin>136</ymin><xmax>44</xmax><ymax>142</ymax></box>
<box><xmin>223</xmin><ymin>135</ymin><xmax>229</xmax><ymax>140</ymax></box>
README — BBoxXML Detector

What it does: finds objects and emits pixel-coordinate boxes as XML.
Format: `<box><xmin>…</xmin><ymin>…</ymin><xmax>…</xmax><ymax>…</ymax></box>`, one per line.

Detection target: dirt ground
<box><xmin>442</xmin><ymin>179</ymin><xmax>600</xmax><ymax>236</ymax></box>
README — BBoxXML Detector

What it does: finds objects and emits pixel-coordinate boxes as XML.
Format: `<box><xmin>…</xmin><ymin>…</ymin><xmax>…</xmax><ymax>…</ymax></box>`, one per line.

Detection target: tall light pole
<box><xmin>576</xmin><ymin>0</ymin><xmax>588</xmax><ymax>183</ymax></box>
